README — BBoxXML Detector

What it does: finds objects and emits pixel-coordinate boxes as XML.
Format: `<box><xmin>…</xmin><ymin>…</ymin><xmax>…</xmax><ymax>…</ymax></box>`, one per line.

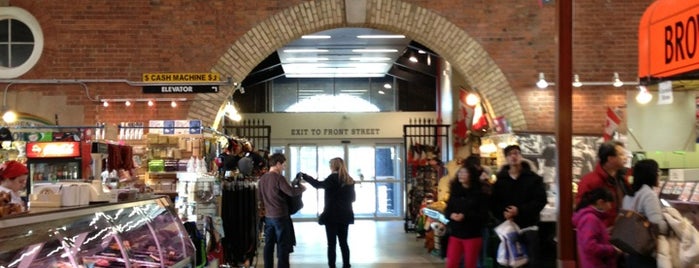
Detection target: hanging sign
<box><xmin>142</xmin><ymin>73</ymin><xmax>220</xmax><ymax>83</ymax></box>
<box><xmin>658</xmin><ymin>80</ymin><xmax>674</xmax><ymax>105</ymax></box>
<box><xmin>142</xmin><ymin>85</ymin><xmax>219</xmax><ymax>94</ymax></box>
<box><xmin>638</xmin><ymin>1</ymin><xmax>699</xmax><ymax>79</ymax></box>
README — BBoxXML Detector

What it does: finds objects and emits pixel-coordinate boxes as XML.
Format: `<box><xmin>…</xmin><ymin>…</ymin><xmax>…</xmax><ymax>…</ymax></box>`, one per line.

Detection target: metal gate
<box><xmin>223</xmin><ymin>119</ymin><xmax>271</xmax><ymax>152</ymax></box>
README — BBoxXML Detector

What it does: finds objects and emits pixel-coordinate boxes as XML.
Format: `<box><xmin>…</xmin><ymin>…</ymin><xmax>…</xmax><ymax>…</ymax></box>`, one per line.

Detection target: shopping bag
<box><xmin>610</xmin><ymin>209</ymin><xmax>658</xmax><ymax>256</ymax></box>
<box><xmin>494</xmin><ymin>220</ymin><xmax>528</xmax><ymax>267</ymax></box>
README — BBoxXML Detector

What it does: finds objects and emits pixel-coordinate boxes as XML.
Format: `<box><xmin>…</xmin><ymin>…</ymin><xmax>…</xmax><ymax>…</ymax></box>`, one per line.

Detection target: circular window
<box><xmin>0</xmin><ymin>7</ymin><xmax>44</xmax><ymax>79</ymax></box>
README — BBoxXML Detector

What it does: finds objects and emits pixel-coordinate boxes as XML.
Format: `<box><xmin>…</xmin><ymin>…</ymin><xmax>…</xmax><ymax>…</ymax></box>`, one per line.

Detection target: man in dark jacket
<box><xmin>490</xmin><ymin>145</ymin><xmax>547</xmax><ymax>267</ymax></box>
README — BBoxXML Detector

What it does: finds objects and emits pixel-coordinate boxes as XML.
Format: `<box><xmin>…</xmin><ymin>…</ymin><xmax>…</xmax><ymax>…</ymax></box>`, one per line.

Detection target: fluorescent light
<box><xmin>302</xmin><ymin>35</ymin><xmax>331</xmax><ymax>39</ymax></box>
<box><xmin>357</xmin><ymin>35</ymin><xmax>405</xmax><ymax>39</ymax></box>
<box><xmin>283</xmin><ymin>49</ymin><xmax>329</xmax><ymax>53</ymax></box>
<box><xmin>350</xmin><ymin>57</ymin><xmax>391</xmax><ymax>61</ymax></box>
<box><xmin>286</xmin><ymin>73</ymin><xmax>385</xmax><ymax>78</ymax></box>
<box><xmin>352</xmin><ymin>49</ymin><xmax>398</xmax><ymax>53</ymax></box>
<box><xmin>286</xmin><ymin>57</ymin><xmax>329</xmax><ymax>62</ymax></box>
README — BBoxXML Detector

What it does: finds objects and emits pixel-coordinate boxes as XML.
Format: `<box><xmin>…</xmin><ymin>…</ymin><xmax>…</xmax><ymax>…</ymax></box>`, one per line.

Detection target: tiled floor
<box><xmin>253</xmin><ymin>220</ymin><xmax>445</xmax><ymax>268</ymax></box>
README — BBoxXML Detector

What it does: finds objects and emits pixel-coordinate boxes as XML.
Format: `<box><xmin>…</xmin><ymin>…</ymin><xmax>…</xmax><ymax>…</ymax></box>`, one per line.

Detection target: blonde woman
<box><xmin>300</xmin><ymin>157</ymin><xmax>356</xmax><ymax>268</ymax></box>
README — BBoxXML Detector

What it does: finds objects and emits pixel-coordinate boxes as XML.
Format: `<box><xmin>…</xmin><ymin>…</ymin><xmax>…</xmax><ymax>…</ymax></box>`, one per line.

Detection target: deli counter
<box><xmin>0</xmin><ymin>196</ymin><xmax>196</xmax><ymax>268</ymax></box>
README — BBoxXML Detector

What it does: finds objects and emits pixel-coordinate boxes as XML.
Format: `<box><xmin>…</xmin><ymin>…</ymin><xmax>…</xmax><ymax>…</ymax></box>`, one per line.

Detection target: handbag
<box><xmin>610</xmin><ymin>196</ymin><xmax>659</xmax><ymax>256</ymax></box>
<box><xmin>286</xmin><ymin>192</ymin><xmax>303</xmax><ymax>215</ymax></box>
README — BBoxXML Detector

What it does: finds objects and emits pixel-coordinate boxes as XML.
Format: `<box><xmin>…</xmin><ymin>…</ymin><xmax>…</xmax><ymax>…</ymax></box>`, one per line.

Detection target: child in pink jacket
<box><xmin>572</xmin><ymin>187</ymin><xmax>622</xmax><ymax>268</ymax></box>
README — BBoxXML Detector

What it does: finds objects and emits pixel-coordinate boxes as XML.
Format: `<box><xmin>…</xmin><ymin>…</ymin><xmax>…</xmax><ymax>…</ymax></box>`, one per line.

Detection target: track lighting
<box><xmin>102</xmin><ymin>101</ymin><xmax>109</xmax><ymax>107</ymax></box>
<box><xmin>125</xmin><ymin>100</ymin><xmax>131</xmax><ymax>107</ymax></box>
<box><xmin>147</xmin><ymin>100</ymin><xmax>154</xmax><ymax>106</ymax></box>
<box><xmin>171</xmin><ymin>101</ymin><xmax>177</xmax><ymax>108</ymax></box>
<box><xmin>536</xmin><ymin>72</ymin><xmax>549</xmax><ymax>89</ymax></box>
<box><xmin>572</xmin><ymin>74</ymin><xmax>582</xmax><ymax>87</ymax></box>
<box><xmin>613</xmin><ymin>72</ymin><xmax>624</xmax><ymax>87</ymax></box>
<box><xmin>635</xmin><ymin>86</ymin><xmax>653</xmax><ymax>104</ymax></box>
<box><xmin>99</xmin><ymin>98</ymin><xmax>185</xmax><ymax>108</ymax></box>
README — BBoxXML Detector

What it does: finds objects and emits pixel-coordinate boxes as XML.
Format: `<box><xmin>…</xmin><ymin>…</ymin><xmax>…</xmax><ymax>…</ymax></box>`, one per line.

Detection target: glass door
<box><xmin>285</xmin><ymin>142</ymin><xmax>403</xmax><ymax>220</ymax></box>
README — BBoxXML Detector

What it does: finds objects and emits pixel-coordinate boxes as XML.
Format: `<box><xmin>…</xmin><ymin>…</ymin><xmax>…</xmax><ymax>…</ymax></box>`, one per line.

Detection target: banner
<box><xmin>604</xmin><ymin>107</ymin><xmax>621</xmax><ymax>141</ymax></box>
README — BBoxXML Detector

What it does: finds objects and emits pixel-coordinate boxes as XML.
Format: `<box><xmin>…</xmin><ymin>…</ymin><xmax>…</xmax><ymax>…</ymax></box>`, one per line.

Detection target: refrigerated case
<box><xmin>0</xmin><ymin>196</ymin><xmax>196</xmax><ymax>267</ymax></box>
<box><xmin>25</xmin><ymin>141</ymin><xmax>83</xmax><ymax>195</ymax></box>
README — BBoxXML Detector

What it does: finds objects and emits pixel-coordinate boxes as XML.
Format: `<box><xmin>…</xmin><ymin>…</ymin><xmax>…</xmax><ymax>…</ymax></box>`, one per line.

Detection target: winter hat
<box><xmin>0</xmin><ymin>160</ymin><xmax>28</xmax><ymax>180</ymax></box>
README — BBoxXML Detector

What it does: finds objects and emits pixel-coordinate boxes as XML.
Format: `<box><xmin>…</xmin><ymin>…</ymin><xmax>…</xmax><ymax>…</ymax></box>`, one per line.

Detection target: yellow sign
<box><xmin>142</xmin><ymin>73</ymin><xmax>220</xmax><ymax>83</ymax></box>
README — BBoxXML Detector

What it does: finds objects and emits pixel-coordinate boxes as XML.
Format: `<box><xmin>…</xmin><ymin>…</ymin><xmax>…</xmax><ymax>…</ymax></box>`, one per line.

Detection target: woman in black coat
<box><xmin>300</xmin><ymin>157</ymin><xmax>356</xmax><ymax>268</ymax></box>
<box><xmin>444</xmin><ymin>164</ymin><xmax>488</xmax><ymax>268</ymax></box>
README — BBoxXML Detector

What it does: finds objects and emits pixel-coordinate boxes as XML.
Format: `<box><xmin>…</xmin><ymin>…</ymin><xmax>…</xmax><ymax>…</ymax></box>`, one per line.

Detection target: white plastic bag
<box><xmin>494</xmin><ymin>220</ymin><xmax>529</xmax><ymax>267</ymax></box>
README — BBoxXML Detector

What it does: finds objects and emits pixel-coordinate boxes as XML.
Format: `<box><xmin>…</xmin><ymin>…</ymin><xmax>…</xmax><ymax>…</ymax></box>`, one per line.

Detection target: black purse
<box><xmin>286</xmin><ymin>175</ymin><xmax>304</xmax><ymax>215</ymax></box>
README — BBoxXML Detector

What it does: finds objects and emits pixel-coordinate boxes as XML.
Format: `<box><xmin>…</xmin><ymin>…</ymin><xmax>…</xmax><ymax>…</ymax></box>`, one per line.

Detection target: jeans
<box><xmin>325</xmin><ymin>222</ymin><xmax>351</xmax><ymax>268</ymax></box>
<box><xmin>264</xmin><ymin>216</ymin><xmax>293</xmax><ymax>268</ymax></box>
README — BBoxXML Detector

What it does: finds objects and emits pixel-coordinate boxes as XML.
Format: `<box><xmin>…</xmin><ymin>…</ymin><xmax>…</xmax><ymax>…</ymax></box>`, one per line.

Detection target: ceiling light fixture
<box><xmin>102</xmin><ymin>101</ymin><xmax>109</xmax><ymax>107</ymax></box>
<box><xmin>349</xmin><ymin>57</ymin><xmax>391</xmax><ymax>61</ymax></box>
<box><xmin>418</xmin><ymin>50</ymin><xmax>426</xmax><ymax>54</ymax></box>
<box><xmin>2</xmin><ymin>108</ymin><xmax>17</xmax><ymax>124</ymax></box>
<box><xmin>301</xmin><ymin>35</ymin><xmax>331</xmax><ymax>39</ymax></box>
<box><xmin>287</xmin><ymin>57</ymin><xmax>329</xmax><ymax>62</ymax></box>
<box><xmin>383</xmin><ymin>83</ymin><xmax>392</xmax><ymax>89</ymax></box>
<box><xmin>147</xmin><ymin>100</ymin><xmax>154</xmax><ymax>107</ymax></box>
<box><xmin>351</xmin><ymin>49</ymin><xmax>398</xmax><ymax>53</ymax></box>
<box><xmin>378</xmin><ymin>90</ymin><xmax>385</xmax><ymax>95</ymax></box>
<box><xmin>465</xmin><ymin>93</ymin><xmax>480</xmax><ymax>106</ymax></box>
<box><xmin>356</xmin><ymin>35</ymin><xmax>405</xmax><ymax>39</ymax></box>
<box><xmin>572</xmin><ymin>74</ymin><xmax>582</xmax><ymax>87</ymax></box>
<box><xmin>536</xmin><ymin>72</ymin><xmax>549</xmax><ymax>89</ymax></box>
<box><xmin>409</xmin><ymin>55</ymin><xmax>418</xmax><ymax>63</ymax></box>
<box><xmin>171</xmin><ymin>101</ymin><xmax>177</xmax><ymax>108</ymax></box>
<box><xmin>613</xmin><ymin>72</ymin><xmax>624</xmax><ymax>87</ymax></box>
<box><xmin>635</xmin><ymin>86</ymin><xmax>653</xmax><ymax>104</ymax></box>
<box><xmin>284</xmin><ymin>49</ymin><xmax>329</xmax><ymax>53</ymax></box>
<box><xmin>125</xmin><ymin>100</ymin><xmax>131</xmax><ymax>107</ymax></box>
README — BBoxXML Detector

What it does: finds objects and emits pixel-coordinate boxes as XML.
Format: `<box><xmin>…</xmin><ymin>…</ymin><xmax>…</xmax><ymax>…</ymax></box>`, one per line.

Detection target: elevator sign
<box><xmin>142</xmin><ymin>73</ymin><xmax>220</xmax><ymax>83</ymax></box>
<box><xmin>142</xmin><ymin>85</ymin><xmax>219</xmax><ymax>94</ymax></box>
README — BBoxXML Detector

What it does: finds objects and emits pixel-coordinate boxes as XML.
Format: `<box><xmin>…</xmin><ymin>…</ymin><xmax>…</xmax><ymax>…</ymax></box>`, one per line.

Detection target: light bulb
<box><xmin>383</xmin><ymin>83</ymin><xmax>392</xmax><ymax>89</ymax></box>
<box><xmin>125</xmin><ymin>100</ymin><xmax>131</xmax><ymax>107</ymax></box>
<box><xmin>636</xmin><ymin>86</ymin><xmax>653</xmax><ymax>104</ymax></box>
<box><xmin>102</xmin><ymin>101</ymin><xmax>109</xmax><ymax>107</ymax></box>
<box><xmin>2</xmin><ymin>110</ymin><xmax>17</xmax><ymax>123</ymax></box>
<box><xmin>147</xmin><ymin>100</ymin><xmax>154</xmax><ymax>106</ymax></box>
<box><xmin>409</xmin><ymin>56</ymin><xmax>418</xmax><ymax>62</ymax></box>
<box><xmin>572</xmin><ymin>74</ymin><xmax>582</xmax><ymax>87</ymax></box>
<box><xmin>613</xmin><ymin>72</ymin><xmax>623</xmax><ymax>87</ymax></box>
<box><xmin>171</xmin><ymin>101</ymin><xmax>177</xmax><ymax>108</ymax></box>
<box><xmin>536</xmin><ymin>72</ymin><xmax>548</xmax><ymax>89</ymax></box>
<box><xmin>465</xmin><ymin>93</ymin><xmax>480</xmax><ymax>106</ymax></box>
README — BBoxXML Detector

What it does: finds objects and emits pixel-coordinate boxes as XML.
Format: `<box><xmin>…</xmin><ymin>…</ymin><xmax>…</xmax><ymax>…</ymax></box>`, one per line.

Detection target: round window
<box><xmin>0</xmin><ymin>7</ymin><xmax>44</xmax><ymax>79</ymax></box>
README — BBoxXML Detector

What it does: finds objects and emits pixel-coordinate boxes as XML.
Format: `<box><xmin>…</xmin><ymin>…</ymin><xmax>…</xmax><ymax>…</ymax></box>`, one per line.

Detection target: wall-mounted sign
<box><xmin>26</xmin><ymin>142</ymin><xmax>81</xmax><ymax>158</ymax></box>
<box><xmin>142</xmin><ymin>85</ymin><xmax>219</xmax><ymax>94</ymax></box>
<box><xmin>148</xmin><ymin>120</ymin><xmax>202</xmax><ymax>135</ymax></box>
<box><xmin>142</xmin><ymin>73</ymin><xmax>220</xmax><ymax>83</ymax></box>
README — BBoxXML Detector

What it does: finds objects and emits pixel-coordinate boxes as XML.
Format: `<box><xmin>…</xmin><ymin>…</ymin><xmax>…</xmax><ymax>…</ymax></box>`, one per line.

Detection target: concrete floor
<box><xmin>253</xmin><ymin>220</ymin><xmax>445</xmax><ymax>268</ymax></box>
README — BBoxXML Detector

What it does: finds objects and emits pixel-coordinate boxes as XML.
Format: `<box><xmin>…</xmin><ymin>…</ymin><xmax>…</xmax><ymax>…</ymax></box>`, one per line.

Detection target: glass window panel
<box><xmin>32</xmin><ymin>239</ymin><xmax>75</xmax><ymax>267</ymax></box>
<box><xmin>371</xmin><ymin>77</ymin><xmax>396</xmax><ymax>111</ymax></box>
<box><xmin>290</xmin><ymin>145</ymin><xmax>319</xmax><ymax>217</ymax></box>
<box><xmin>0</xmin><ymin>20</ymin><xmax>8</xmax><ymax>42</ymax></box>
<box><xmin>11</xmin><ymin>44</ymin><xmax>33</xmax><ymax>67</ymax></box>
<box><xmin>375</xmin><ymin>146</ymin><xmax>396</xmax><ymax>178</ymax></box>
<box><xmin>354</xmin><ymin>182</ymin><xmax>376</xmax><ymax>215</ymax></box>
<box><xmin>298</xmin><ymin>78</ymin><xmax>333</xmax><ymax>98</ymax></box>
<box><xmin>377</xmin><ymin>182</ymin><xmax>401</xmax><ymax>216</ymax></box>
<box><xmin>348</xmin><ymin>145</ymin><xmax>374</xmax><ymax>183</ymax></box>
<box><xmin>0</xmin><ymin>44</ymin><xmax>9</xmax><ymax>67</ymax></box>
<box><xmin>335</xmin><ymin>78</ymin><xmax>369</xmax><ymax>100</ymax></box>
<box><xmin>10</xmin><ymin>19</ymin><xmax>33</xmax><ymax>42</ymax></box>
<box><xmin>271</xmin><ymin>77</ymin><xmax>297</xmax><ymax>112</ymax></box>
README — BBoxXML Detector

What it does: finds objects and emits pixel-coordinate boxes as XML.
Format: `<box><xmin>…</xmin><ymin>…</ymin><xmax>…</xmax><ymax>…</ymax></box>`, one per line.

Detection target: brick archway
<box><xmin>190</xmin><ymin>0</ymin><xmax>525</xmax><ymax>130</ymax></box>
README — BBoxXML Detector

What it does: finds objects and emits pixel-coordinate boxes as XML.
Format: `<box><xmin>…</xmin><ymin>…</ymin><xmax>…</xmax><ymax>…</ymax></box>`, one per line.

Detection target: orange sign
<box><xmin>639</xmin><ymin>1</ymin><xmax>699</xmax><ymax>80</ymax></box>
<box><xmin>26</xmin><ymin>142</ymin><xmax>81</xmax><ymax>158</ymax></box>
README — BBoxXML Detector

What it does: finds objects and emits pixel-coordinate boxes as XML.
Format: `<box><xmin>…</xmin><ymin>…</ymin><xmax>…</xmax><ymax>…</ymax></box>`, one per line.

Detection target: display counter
<box><xmin>0</xmin><ymin>196</ymin><xmax>196</xmax><ymax>268</ymax></box>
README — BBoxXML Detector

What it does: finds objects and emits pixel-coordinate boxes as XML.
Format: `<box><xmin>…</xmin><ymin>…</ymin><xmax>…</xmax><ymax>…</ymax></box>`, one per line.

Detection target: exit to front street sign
<box><xmin>142</xmin><ymin>85</ymin><xmax>219</xmax><ymax>94</ymax></box>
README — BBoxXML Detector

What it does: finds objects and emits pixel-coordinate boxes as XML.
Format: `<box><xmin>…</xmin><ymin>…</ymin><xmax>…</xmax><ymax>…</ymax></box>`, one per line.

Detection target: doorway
<box><xmin>272</xmin><ymin>142</ymin><xmax>404</xmax><ymax>220</ymax></box>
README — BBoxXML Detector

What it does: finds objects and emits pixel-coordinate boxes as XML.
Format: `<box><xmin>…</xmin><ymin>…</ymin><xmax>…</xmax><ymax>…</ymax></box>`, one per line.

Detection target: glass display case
<box><xmin>0</xmin><ymin>196</ymin><xmax>196</xmax><ymax>268</ymax></box>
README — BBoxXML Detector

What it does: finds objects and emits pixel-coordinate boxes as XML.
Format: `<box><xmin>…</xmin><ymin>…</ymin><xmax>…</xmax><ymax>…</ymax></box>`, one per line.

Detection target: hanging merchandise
<box><xmin>220</xmin><ymin>177</ymin><xmax>259</xmax><ymax>267</ymax></box>
<box><xmin>402</xmin><ymin>119</ymin><xmax>450</xmax><ymax>234</ymax></box>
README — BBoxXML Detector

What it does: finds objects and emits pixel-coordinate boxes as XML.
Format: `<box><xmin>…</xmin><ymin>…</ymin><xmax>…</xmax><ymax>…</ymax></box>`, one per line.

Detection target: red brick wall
<box><xmin>3</xmin><ymin>0</ymin><xmax>656</xmax><ymax>134</ymax></box>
